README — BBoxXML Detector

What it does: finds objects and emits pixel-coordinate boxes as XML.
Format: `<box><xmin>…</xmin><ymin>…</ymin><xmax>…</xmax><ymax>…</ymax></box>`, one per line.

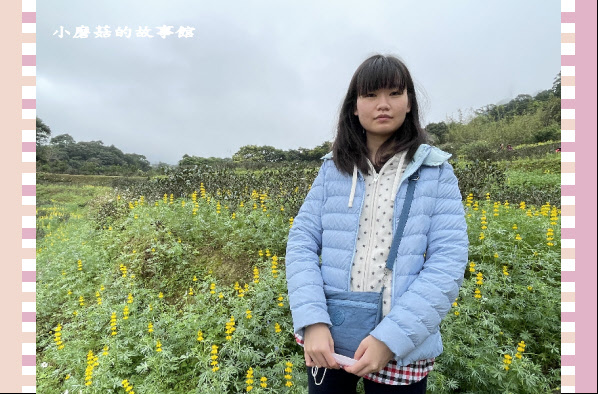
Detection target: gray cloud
<box><xmin>38</xmin><ymin>0</ymin><xmax>560</xmax><ymax>164</ymax></box>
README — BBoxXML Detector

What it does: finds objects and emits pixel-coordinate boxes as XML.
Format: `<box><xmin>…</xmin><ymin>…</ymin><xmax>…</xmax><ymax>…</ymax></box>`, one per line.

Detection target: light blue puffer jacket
<box><xmin>285</xmin><ymin>144</ymin><xmax>468</xmax><ymax>365</ymax></box>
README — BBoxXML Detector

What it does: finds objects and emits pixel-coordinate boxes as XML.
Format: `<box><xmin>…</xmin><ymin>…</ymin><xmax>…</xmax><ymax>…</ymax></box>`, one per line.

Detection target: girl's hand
<box><xmin>343</xmin><ymin>335</ymin><xmax>394</xmax><ymax>377</ymax></box>
<box><xmin>303</xmin><ymin>323</ymin><xmax>340</xmax><ymax>369</ymax></box>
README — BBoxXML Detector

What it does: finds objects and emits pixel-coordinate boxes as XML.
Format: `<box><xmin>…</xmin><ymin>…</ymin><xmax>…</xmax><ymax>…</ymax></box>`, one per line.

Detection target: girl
<box><xmin>285</xmin><ymin>54</ymin><xmax>468</xmax><ymax>393</ymax></box>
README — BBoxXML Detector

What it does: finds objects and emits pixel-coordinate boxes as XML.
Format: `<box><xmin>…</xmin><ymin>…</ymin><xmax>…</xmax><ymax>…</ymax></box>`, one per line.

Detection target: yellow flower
<box><xmin>454</xmin><ymin>311</ymin><xmax>460</xmax><ymax>316</ymax></box>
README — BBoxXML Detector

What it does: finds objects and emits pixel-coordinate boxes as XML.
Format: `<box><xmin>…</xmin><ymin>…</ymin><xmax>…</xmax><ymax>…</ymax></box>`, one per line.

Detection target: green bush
<box><xmin>457</xmin><ymin>141</ymin><xmax>496</xmax><ymax>161</ymax></box>
<box><xmin>533</xmin><ymin>126</ymin><xmax>560</xmax><ymax>143</ymax></box>
<box><xmin>37</xmin><ymin>180</ymin><xmax>560</xmax><ymax>393</ymax></box>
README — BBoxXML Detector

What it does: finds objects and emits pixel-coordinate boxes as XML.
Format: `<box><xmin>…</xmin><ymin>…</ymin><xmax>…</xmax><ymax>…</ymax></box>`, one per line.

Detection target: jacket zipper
<box><xmin>361</xmin><ymin>172</ymin><xmax>380</xmax><ymax>291</ymax></box>
<box><xmin>347</xmin><ymin>173</ymin><xmax>366</xmax><ymax>290</ymax></box>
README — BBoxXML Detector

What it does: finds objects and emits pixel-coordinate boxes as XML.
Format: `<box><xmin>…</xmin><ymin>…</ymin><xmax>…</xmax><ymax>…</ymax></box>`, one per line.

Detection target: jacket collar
<box><xmin>323</xmin><ymin>144</ymin><xmax>452</xmax><ymax>208</ymax></box>
<box><xmin>321</xmin><ymin>144</ymin><xmax>452</xmax><ymax>170</ymax></box>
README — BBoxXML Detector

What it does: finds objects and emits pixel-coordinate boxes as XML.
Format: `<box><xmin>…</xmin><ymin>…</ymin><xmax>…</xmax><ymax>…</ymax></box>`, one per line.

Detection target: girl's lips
<box><xmin>375</xmin><ymin>115</ymin><xmax>392</xmax><ymax>119</ymax></box>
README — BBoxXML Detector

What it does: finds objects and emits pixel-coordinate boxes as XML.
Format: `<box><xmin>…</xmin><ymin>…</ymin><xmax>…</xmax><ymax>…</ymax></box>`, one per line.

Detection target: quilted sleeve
<box><xmin>370</xmin><ymin>161</ymin><xmax>469</xmax><ymax>359</ymax></box>
<box><xmin>285</xmin><ymin>162</ymin><xmax>332</xmax><ymax>335</ymax></box>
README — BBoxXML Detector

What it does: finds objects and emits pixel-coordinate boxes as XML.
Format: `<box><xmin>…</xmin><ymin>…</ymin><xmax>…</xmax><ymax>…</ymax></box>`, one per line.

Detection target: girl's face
<box><xmin>353</xmin><ymin>87</ymin><xmax>411</xmax><ymax>140</ymax></box>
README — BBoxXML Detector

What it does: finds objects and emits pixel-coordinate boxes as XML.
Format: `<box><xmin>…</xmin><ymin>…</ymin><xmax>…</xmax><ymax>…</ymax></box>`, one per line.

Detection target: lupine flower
<box><xmin>503</xmin><ymin>354</ymin><xmax>512</xmax><ymax>370</ymax></box>
<box><xmin>122</xmin><ymin>379</ymin><xmax>135</xmax><ymax>394</ymax></box>
<box><xmin>284</xmin><ymin>361</ymin><xmax>293</xmax><ymax>386</ymax></box>
<box><xmin>246</xmin><ymin>367</ymin><xmax>254</xmax><ymax>392</ymax></box>
<box><xmin>210</xmin><ymin>345</ymin><xmax>219</xmax><ymax>372</ymax></box>
<box><xmin>253</xmin><ymin>267</ymin><xmax>259</xmax><ymax>283</ymax></box>
<box><xmin>156</xmin><ymin>340</ymin><xmax>162</xmax><ymax>352</ymax></box>
<box><xmin>225</xmin><ymin>316</ymin><xmax>236</xmax><ymax>340</ymax></box>
<box><xmin>54</xmin><ymin>324</ymin><xmax>64</xmax><ymax>350</ymax></box>
<box><xmin>84</xmin><ymin>350</ymin><xmax>99</xmax><ymax>386</ymax></box>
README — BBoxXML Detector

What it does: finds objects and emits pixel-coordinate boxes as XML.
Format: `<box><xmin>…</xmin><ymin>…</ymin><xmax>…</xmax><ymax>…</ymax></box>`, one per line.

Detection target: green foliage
<box><xmin>37</xmin><ymin>134</ymin><xmax>152</xmax><ymax>175</ymax></box>
<box><xmin>36</xmin><ymin>117</ymin><xmax>52</xmax><ymax>147</ymax></box>
<box><xmin>442</xmin><ymin>73</ymin><xmax>561</xmax><ymax>156</ymax></box>
<box><xmin>453</xmin><ymin>160</ymin><xmax>507</xmax><ymax>201</ymax></box>
<box><xmin>231</xmin><ymin>142</ymin><xmax>332</xmax><ymax>164</ymax></box>
<box><xmin>37</xmin><ymin>173</ymin><xmax>149</xmax><ymax>187</ymax></box>
<box><xmin>532</xmin><ymin>126</ymin><xmax>560</xmax><ymax>143</ymax></box>
<box><xmin>452</xmin><ymin>155</ymin><xmax>560</xmax><ymax>207</ymax></box>
<box><xmin>457</xmin><ymin>140</ymin><xmax>496</xmax><ymax>161</ymax></box>
<box><xmin>37</xmin><ymin>173</ymin><xmax>560</xmax><ymax>393</ymax></box>
<box><xmin>428</xmin><ymin>198</ymin><xmax>560</xmax><ymax>393</ymax></box>
<box><xmin>111</xmin><ymin>165</ymin><xmax>319</xmax><ymax>220</ymax></box>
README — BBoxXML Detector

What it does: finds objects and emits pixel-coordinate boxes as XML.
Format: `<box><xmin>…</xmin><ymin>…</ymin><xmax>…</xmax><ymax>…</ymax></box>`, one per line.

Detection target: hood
<box><xmin>321</xmin><ymin>144</ymin><xmax>452</xmax><ymax>208</ymax></box>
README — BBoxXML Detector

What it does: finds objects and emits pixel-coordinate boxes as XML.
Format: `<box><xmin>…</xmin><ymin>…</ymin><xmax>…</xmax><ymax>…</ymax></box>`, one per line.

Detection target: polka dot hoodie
<box><xmin>350</xmin><ymin>150</ymin><xmax>408</xmax><ymax>316</ymax></box>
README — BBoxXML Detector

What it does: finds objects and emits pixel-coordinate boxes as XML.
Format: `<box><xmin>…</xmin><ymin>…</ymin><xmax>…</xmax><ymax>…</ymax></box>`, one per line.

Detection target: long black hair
<box><xmin>332</xmin><ymin>54</ymin><xmax>427</xmax><ymax>176</ymax></box>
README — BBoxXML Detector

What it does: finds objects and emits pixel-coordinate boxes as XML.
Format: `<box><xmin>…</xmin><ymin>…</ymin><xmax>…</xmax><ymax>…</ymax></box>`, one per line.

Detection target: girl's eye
<box><xmin>364</xmin><ymin>93</ymin><xmax>375</xmax><ymax>97</ymax></box>
<box><xmin>390</xmin><ymin>90</ymin><xmax>402</xmax><ymax>96</ymax></box>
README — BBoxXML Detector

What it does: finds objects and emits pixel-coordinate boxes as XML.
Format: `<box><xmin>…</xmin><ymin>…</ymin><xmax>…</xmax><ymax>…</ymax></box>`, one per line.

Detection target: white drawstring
<box><xmin>348</xmin><ymin>165</ymin><xmax>358</xmax><ymax>208</ymax></box>
<box><xmin>311</xmin><ymin>366</ymin><xmax>327</xmax><ymax>385</ymax></box>
<box><xmin>391</xmin><ymin>151</ymin><xmax>407</xmax><ymax>202</ymax></box>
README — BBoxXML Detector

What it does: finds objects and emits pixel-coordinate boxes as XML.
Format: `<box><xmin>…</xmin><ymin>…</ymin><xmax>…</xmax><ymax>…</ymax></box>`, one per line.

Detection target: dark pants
<box><xmin>307</xmin><ymin>367</ymin><xmax>428</xmax><ymax>394</ymax></box>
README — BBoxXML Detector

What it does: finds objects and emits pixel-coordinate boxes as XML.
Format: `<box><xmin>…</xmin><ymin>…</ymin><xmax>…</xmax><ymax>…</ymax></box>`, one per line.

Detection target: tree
<box><xmin>552</xmin><ymin>72</ymin><xmax>561</xmax><ymax>97</ymax></box>
<box><xmin>36</xmin><ymin>117</ymin><xmax>52</xmax><ymax>147</ymax></box>
<box><xmin>232</xmin><ymin>145</ymin><xmax>266</xmax><ymax>162</ymax></box>
<box><xmin>425</xmin><ymin>122</ymin><xmax>449</xmax><ymax>144</ymax></box>
<box><xmin>50</xmin><ymin>134</ymin><xmax>75</xmax><ymax>146</ymax></box>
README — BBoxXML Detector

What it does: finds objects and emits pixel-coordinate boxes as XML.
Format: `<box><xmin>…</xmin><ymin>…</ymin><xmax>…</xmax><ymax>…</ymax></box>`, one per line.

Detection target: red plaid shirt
<box><xmin>295</xmin><ymin>334</ymin><xmax>434</xmax><ymax>385</ymax></box>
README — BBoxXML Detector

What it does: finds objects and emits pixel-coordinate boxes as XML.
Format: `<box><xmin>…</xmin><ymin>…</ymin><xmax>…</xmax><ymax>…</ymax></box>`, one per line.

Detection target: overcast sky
<box><xmin>38</xmin><ymin>0</ymin><xmax>560</xmax><ymax>165</ymax></box>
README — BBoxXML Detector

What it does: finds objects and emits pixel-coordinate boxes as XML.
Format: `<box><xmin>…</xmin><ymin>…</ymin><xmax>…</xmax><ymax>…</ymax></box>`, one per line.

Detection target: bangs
<box><xmin>354</xmin><ymin>57</ymin><xmax>407</xmax><ymax>96</ymax></box>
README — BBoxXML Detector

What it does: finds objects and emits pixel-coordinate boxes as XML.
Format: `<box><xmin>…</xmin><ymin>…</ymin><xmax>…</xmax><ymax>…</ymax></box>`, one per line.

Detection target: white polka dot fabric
<box><xmin>350</xmin><ymin>151</ymin><xmax>408</xmax><ymax>316</ymax></box>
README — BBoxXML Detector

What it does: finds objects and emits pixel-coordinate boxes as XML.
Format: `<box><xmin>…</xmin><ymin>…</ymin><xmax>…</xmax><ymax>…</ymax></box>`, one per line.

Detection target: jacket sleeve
<box><xmin>370</xmin><ymin>161</ymin><xmax>468</xmax><ymax>359</ymax></box>
<box><xmin>285</xmin><ymin>162</ymin><xmax>332</xmax><ymax>336</ymax></box>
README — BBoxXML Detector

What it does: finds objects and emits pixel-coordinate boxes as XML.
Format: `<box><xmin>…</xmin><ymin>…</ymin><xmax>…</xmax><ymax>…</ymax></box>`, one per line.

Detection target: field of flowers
<box><xmin>36</xmin><ymin>170</ymin><xmax>561</xmax><ymax>393</ymax></box>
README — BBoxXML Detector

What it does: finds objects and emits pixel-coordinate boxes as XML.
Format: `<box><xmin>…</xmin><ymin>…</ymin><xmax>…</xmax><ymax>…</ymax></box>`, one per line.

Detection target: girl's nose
<box><xmin>377</xmin><ymin>95</ymin><xmax>390</xmax><ymax>109</ymax></box>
